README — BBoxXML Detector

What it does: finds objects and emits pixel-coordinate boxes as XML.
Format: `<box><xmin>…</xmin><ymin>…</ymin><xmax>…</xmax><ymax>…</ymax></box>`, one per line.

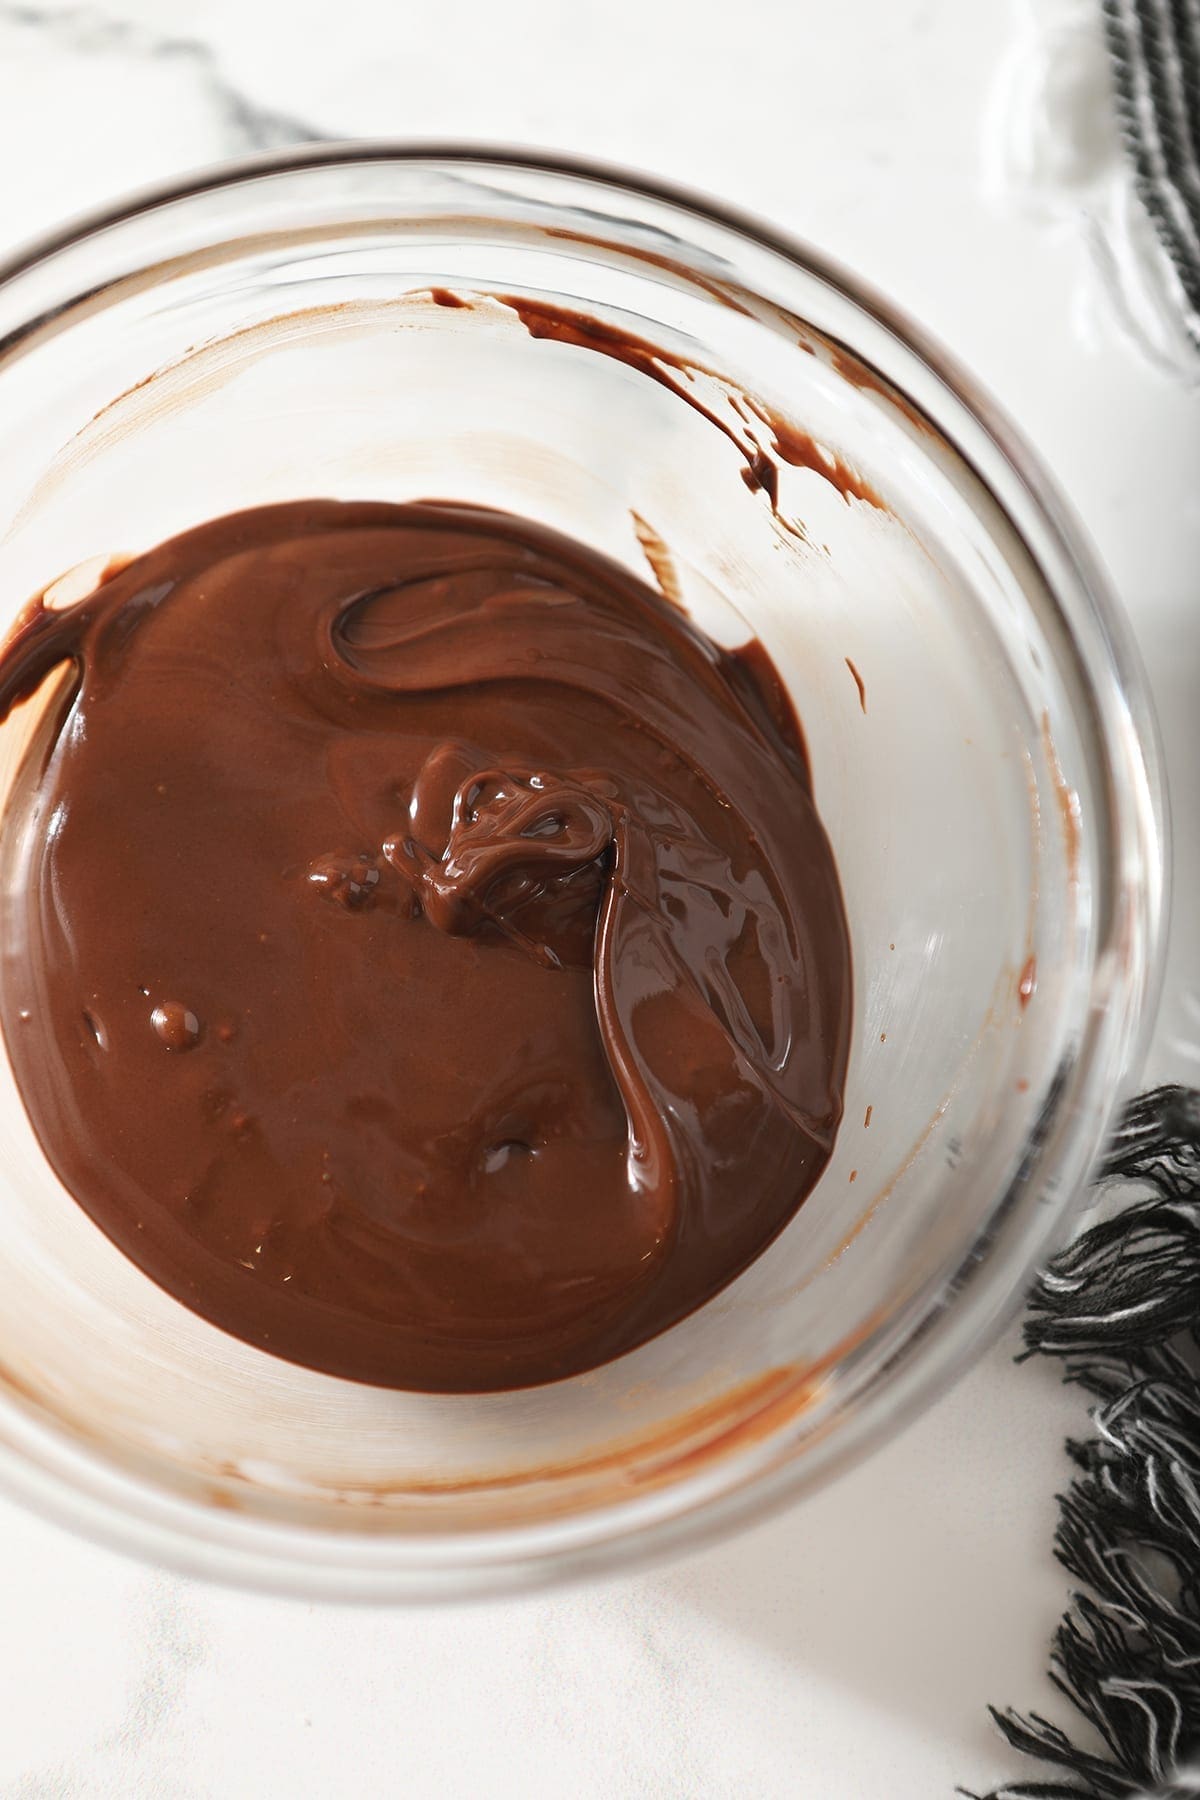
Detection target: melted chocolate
<box><xmin>0</xmin><ymin>502</ymin><xmax>850</xmax><ymax>1391</ymax></box>
<box><xmin>495</xmin><ymin>295</ymin><xmax>883</xmax><ymax>513</ymax></box>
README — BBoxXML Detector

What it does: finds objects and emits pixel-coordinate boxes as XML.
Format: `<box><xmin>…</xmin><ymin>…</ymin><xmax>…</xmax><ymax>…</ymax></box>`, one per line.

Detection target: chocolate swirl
<box><xmin>0</xmin><ymin>501</ymin><xmax>850</xmax><ymax>1391</ymax></box>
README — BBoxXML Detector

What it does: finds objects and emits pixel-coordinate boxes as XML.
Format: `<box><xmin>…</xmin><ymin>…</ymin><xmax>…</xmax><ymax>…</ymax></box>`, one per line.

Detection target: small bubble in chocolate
<box><xmin>151</xmin><ymin>1001</ymin><xmax>201</xmax><ymax>1051</ymax></box>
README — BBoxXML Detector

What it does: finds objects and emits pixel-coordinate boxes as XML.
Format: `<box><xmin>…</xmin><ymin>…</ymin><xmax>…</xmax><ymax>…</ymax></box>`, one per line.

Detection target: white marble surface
<box><xmin>0</xmin><ymin>2</ymin><xmax>1196</xmax><ymax>1795</ymax></box>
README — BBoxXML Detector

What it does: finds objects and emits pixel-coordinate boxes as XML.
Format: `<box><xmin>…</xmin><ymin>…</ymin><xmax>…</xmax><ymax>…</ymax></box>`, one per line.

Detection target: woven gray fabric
<box><xmin>1102</xmin><ymin>0</ymin><xmax>1200</xmax><ymax>349</ymax></box>
<box><xmin>967</xmin><ymin>1090</ymin><xmax>1200</xmax><ymax>1798</ymax></box>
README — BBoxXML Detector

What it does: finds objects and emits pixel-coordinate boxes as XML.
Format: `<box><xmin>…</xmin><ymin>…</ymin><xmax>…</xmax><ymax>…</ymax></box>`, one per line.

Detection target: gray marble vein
<box><xmin>0</xmin><ymin>1</ymin><xmax>325</xmax><ymax>151</ymax></box>
<box><xmin>6</xmin><ymin>1574</ymin><xmax>206</xmax><ymax>1799</ymax></box>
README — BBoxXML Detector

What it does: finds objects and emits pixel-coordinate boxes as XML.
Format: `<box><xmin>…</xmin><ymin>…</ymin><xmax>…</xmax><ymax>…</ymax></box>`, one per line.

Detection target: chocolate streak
<box><xmin>0</xmin><ymin>501</ymin><xmax>850</xmax><ymax>1391</ymax></box>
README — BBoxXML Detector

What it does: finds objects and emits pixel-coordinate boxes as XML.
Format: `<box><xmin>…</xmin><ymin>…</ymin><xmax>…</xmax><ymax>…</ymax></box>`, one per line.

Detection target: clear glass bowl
<box><xmin>0</xmin><ymin>146</ymin><xmax>1166</xmax><ymax>1599</ymax></box>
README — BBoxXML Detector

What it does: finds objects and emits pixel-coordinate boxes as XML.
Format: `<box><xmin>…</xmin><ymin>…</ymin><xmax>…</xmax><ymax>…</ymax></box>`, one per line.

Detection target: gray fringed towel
<box><xmin>970</xmin><ymin>1089</ymin><xmax>1200</xmax><ymax>1797</ymax></box>
<box><xmin>1102</xmin><ymin>0</ymin><xmax>1200</xmax><ymax>355</ymax></box>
